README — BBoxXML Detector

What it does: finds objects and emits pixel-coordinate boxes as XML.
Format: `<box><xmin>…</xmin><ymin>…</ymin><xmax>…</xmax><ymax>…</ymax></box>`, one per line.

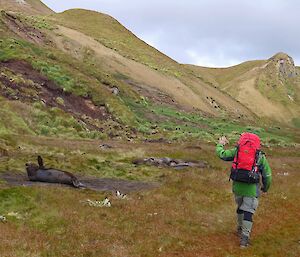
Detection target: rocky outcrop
<box><xmin>268</xmin><ymin>52</ymin><xmax>297</xmax><ymax>78</ymax></box>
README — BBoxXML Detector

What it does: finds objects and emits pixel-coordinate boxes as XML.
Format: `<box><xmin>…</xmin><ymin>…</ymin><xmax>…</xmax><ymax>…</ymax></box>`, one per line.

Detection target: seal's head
<box><xmin>25</xmin><ymin>162</ymin><xmax>39</xmax><ymax>178</ymax></box>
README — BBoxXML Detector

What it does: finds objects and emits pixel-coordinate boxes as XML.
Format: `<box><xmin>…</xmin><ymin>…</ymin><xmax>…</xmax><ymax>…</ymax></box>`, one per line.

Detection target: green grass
<box><xmin>257</xmin><ymin>76</ymin><xmax>290</xmax><ymax>104</ymax></box>
<box><xmin>292</xmin><ymin>118</ymin><xmax>300</xmax><ymax>128</ymax></box>
<box><xmin>31</xmin><ymin>103</ymin><xmax>101</xmax><ymax>139</ymax></box>
<box><xmin>0</xmin><ymin>135</ymin><xmax>165</xmax><ymax>182</ymax></box>
<box><xmin>0</xmin><ymin>95</ymin><xmax>106</xmax><ymax>141</ymax></box>
<box><xmin>0</xmin><ymin>0</ymin><xmax>53</xmax><ymax>15</ymax></box>
<box><xmin>0</xmin><ymin>97</ymin><xmax>34</xmax><ymax>137</ymax></box>
<box><xmin>0</xmin><ymin>7</ymin><xmax>299</xmax><ymax>257</ymax></box>
<box><xmin>22</xmin><ymin>15</ymin><xmax>55</xmax><ymax>30</ymax></box>
<box><xmin>0</xmin><ymin>139</ymin><xmax>299</xmax><ymax>257</ymax></box>
<box><xmin>0</xmin><ymin>35</ymin><xmax>299</xmax><ymax>146</ymax></box>
<box><xmin>0</xmin><ymin>35</ymin><xmax>138</xmax><ymax>129</ymax></box>
<box><xmin>32</xmin><ymin>60</ymin><xmax>88</xmax><ymax>96</ymax></box>
<box><xmin>125</xmin><ymin>98</ymin><xmax>299</xmax><ymax>145</ymax></box>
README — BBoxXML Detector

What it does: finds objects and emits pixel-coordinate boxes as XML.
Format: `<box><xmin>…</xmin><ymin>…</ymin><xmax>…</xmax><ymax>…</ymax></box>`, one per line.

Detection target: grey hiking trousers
<box><xmin>235</xmin><ymin>195</ymin><xmax>259</xmax><ymax>214</ymax></box>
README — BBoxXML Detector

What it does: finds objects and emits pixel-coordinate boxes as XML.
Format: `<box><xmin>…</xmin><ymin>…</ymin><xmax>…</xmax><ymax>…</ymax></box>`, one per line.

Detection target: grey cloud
<box><xmin>42</xmin><ymin>0</ymin><xmax>300</xmax><ymax>67</ymax></box>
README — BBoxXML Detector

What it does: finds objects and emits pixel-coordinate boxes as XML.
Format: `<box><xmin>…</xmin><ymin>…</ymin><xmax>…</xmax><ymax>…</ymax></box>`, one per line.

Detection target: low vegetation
<box><xmin>0</xmin><ymin>138</ymin><xmax>300</xmax><ymax>257</ymax></box>
<box><xmin>0</xmin><ymin>4</ymin><xmax>299</xmax><ymax>257</ymax></box>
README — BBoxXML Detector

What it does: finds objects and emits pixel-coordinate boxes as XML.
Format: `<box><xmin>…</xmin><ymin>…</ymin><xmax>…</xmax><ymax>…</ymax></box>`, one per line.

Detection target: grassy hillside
<box><xmin>187</xmin><ymin>55</ymin><xmax>300</xmax><ymax>125</ymax></box>
<box><xmin>0</xmin><ymin>12</ymin><xmax>142</xmax><ymax>140</ymax></box>
<box><xmin>0</xmin><ymin>10</ymin><xmax>298</xmax><ymax>157</ymax></box>
<box><xmin>187</xmin><ymin>60</ymin><xmax>266</xmax><ymax>87</ymax></box>
<box><xmin>0</xmin><ymin>6</ymin><xmax>298</xmax><ymax>144</ymax></box>
<box><xmin>52</xmin><ymin>9</ymin><xmax>180</xmax><ymax>75</ymax></box>
<box><xmin>1</xmin><ymin>3</ymin><xmax>298</xmax><ymax>126</ymax></box>
<box><xmin>51</xmin><ymin>9</ymin><xmax>300</xmax><ymax>126</ymax></box>
<box><xmin>49</xmin><ymin>9</ymin><xmax>263</xmax><ymax>123</ymax></box>
<box><xmin>256</xmin><ymin>53</ymin><xmax>300</xmax><ymax>104</ymax></box>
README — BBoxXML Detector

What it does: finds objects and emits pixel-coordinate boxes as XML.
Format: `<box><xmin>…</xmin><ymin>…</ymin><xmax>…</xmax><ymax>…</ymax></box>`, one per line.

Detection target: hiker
<box><xmin>216</xmin><ymin>133</ymin><xmax>272</xmax><ymax>248</ymax></box>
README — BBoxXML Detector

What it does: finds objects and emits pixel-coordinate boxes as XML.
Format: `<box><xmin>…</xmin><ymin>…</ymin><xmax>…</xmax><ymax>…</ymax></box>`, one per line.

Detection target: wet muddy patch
<box><xmin>0</xmin><ymin>172</ymin><xmax>159</xmax><ymax>193</ymax></box>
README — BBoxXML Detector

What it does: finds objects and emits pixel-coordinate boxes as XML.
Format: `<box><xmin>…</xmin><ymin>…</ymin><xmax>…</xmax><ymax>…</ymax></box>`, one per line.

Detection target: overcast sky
<box><xmin>42</xmin><ymin>0</ymin><xmax>300</xmax><ymax>67</ymax></box>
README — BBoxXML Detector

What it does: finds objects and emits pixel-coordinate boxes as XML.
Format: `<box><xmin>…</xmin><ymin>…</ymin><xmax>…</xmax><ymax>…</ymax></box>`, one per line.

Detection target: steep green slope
<box><xmin>49</xmin><ymin>9</ymin><xmax>260</xmax><ymax>122</ymax></box>
<box><xmin>1</xmin><ymin>1</ymin><xmax>298</xmax><ymax>127</ymax></box>
<box><xmin>0</xmin><ymin>11</ymin><xmax>143</xmax><ymax>142</ymax></box>
<box><xmin>52</xmin><ymin>9</ymin><xmax>180</xmax><ymax>75</ymax></box>
<box><xmin>0</xmin><ymin>8</ymin><xmax>298</xmax><ymax>145</ymax></box>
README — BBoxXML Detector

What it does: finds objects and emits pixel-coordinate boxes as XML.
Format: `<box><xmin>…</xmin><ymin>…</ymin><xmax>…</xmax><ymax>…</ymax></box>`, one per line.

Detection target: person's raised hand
<box><xmin>219</xmin><ymin>136</ymin><xmax>229</xmax><ymax>146</ymax></box>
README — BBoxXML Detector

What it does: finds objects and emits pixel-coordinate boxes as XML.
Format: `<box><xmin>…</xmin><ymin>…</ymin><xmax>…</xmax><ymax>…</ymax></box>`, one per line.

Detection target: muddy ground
<box><xmin>0</xmin><ymin>172</ymin><xmax>159</xmax><ymax>193</ymax></box>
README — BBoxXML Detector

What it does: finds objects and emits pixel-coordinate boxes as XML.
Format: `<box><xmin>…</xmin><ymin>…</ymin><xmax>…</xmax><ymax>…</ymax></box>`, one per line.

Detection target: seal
<box><xmin>26</xmin><ymin>156</ymin><xmax>84</xmax><ymax>188</ymax></box>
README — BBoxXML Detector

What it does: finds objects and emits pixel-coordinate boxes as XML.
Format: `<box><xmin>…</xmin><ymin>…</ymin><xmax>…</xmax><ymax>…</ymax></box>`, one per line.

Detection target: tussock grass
<box><xmin>0</xmin><ymin>35</ymin><xmax>137</xmax><ymax>119</ymax></box>
<box><xmin>126</xmin><ymin>99</ymin><xmax>299</xmax><ymax>146</ymax></box>
<box><xmin>0</xmin><ymin>98</ymin><xmax>34</xmax><ymax>137</ymax></box>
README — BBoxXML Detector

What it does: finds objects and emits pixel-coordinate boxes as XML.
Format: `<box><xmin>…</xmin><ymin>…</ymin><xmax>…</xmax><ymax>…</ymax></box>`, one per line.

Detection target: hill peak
<box><xmin>267</xmin><ymin>52</ymin><xmax>297</xmax><ymax>78</ymax></box>
<box><xmin>269</xmin><ymin>52</ymin><xmax>294</xmax><ymax>62</ymax></box>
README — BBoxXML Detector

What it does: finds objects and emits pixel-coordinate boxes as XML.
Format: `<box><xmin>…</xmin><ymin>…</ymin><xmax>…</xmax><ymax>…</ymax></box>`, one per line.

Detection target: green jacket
<box><xmin>216</xmin><ymin>143</ymin><xmax>272</xmax><ymax>197</ymax></box>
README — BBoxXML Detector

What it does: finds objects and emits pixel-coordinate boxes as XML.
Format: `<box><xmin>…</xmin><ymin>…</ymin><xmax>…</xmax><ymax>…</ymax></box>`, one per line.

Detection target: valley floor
<box><xmin>0</xmin><ymin>137</ymin><xmax>299</xmax><ymax>257</ymax></box>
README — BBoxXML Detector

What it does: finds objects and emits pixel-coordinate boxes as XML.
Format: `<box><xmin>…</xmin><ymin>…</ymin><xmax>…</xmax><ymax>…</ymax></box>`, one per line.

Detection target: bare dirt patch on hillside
<box><xmin>1</xmin><ymin>11</ymin><xmax>48</xmax><ymax>45</ymax></box>
<box><xmin>0</xmin><ymin>60</ymin><xmax>110</xmax><ymax>124</ymax></box>
<box><xmin>222</xmin><ymin>67</ymin><xmax>288</xmax><ymax>122</ymax></box>
<box><xmin>237</xmin><ymin>78</ymin><xmax>286</xmax><ymax>121</ymax></box>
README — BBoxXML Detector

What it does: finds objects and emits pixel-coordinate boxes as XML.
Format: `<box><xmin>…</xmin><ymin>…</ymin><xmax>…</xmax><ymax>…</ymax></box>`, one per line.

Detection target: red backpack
<box><xmin>230</xmin><ymin>133</ymin><xmax>261</xmax><ymax>183</ymax></box>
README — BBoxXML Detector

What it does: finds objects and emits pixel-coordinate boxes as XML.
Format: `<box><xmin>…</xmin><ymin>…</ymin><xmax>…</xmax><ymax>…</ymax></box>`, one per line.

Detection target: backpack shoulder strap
<box><xmin>252</xmin><ymin>149</ymin><xmax>262</xmax><ymax>173</ymax></box>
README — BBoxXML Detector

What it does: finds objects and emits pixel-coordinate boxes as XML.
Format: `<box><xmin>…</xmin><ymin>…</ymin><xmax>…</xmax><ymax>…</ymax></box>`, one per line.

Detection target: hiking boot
<box><xmin>240</xmin><ymin>235</ymin><xmax>250</xmax><ymax>248</ymax></box>
<box><xmin>240</xmin><ymin>220</ymin><xmax>253</xmax><ymax>247</ymax></box>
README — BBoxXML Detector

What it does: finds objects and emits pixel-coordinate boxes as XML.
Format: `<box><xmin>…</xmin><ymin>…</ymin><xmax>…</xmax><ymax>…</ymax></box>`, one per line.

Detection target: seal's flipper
<box><xmin>37</xmin><ymin>156</ymin><xmax>44</xmax><ymax>169</ymax></box>
<box><xmin>71</xmin><ymin>179</ymin><xmax>85</xmax><ymax>188</ymax></box>
<box><xmin>78</xmin><ymin>182</ymin><xmax>86</xmax><ymax>188</ymax></box>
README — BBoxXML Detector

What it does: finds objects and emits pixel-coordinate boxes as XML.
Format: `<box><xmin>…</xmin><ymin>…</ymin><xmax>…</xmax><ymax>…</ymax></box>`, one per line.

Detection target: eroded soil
<box><xmin>1</xmin><ymin>11</ymin><xmax>49</xmax><ymax>45</ymax></box>
<box><xmin>0</xmin><ymin>60</ymin><xmax>110</xmax><ymax>128</ymax></box>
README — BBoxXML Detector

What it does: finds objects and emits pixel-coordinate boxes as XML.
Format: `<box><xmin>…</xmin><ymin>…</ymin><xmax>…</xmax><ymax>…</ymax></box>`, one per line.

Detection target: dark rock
<box><xmin>133</xmin><ymin>157</ymin><xmax>208</xmax><ymax>169</ymax></box>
